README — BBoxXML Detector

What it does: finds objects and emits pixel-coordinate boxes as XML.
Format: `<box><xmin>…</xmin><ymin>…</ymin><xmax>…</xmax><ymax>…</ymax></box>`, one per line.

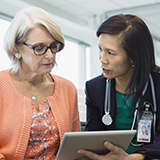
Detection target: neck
<box><xmin>115</xmin><ymin>66</ymin><xmax>134</xmax><ymax>94</ymax></box>
<box><xmin>18</xmin><ymin>70</ymin><xmax>46</xmax><ymax>86</ymax></box>
<box><xmin>115</xmin><ymin>75</ymin><xmax>132</xmax><ymax>94</ymax></box>
<box><xmin>17</xmin><ymin>70</ymin><xmax>48</xmax><ymax>101</ymax></box>
<box><xmin>115</xmin><ymin>79</ymin><xmax>128</xmax><ymax>94</ymax></box>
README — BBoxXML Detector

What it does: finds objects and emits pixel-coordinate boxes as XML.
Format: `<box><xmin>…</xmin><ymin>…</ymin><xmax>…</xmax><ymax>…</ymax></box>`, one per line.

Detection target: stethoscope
<box><xmin>102</xmin><ymin>74</ymin><xmax>157</xmax><ymax>145</ymax></box>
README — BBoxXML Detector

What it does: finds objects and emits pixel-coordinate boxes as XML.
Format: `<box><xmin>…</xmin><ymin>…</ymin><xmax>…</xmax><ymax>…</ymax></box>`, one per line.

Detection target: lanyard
<box><xmin>131</xmin><ymin>79</ymin><xmax>148</xmax><ymax>130</ymax></box>
<box><xmin>131</xmin><ymin>74</ymin><xmax>157</xmax><ymax>141</ymax></box>
<box><xmin>103</xmin><ymin>73</ymin><xmax>157</xmax><ymax>128</ymax></box>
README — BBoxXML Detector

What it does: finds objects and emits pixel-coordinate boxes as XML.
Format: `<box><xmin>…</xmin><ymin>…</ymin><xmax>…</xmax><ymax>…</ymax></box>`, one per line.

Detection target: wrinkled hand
<box><xmin>77</xmin><ymin>141</ymin><xmax>145</xmax><ymax>160</ymax></box>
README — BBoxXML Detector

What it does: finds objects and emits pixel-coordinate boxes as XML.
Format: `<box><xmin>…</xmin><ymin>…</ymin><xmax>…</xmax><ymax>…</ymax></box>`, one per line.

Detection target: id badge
<box><xmin>137</xmin><ymin>119</ymin><xmax>151</xmax><ymax>143</ymax></box>
<box><xmin>137</xmin><ymin>102</ymin><xmax>153</xmax><ymax>143</ymax></box>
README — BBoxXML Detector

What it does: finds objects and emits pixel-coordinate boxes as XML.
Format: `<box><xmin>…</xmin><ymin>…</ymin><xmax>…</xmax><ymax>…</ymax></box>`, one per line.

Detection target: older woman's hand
<box><xmin>77</xmin><ymin>141</ymin><xmax>145</xmax><ymax>160</ymax></box>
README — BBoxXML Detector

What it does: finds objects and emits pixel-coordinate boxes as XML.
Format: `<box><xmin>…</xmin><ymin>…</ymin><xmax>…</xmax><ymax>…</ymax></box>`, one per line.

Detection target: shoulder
<box><xmin>85</xmin><ymin>74</ymin><xmax>106</xmax><ymax>96</ymax></box>
<box><xmin>0</xmin><ymin>69</ymin><xmax>9</xmax><ymax>77</ymax></box>
<box><xmin>151</xmin><ymin>69</ymin><xmax>160</xmax><ymax>84</ymax></box>
<box><xmin>86</xmin><ymin>74</ymin><xmax>106</xmax><ymax>86</ymax></box>
<box><xmin>150</xmin><ymin>70</ymin><xmax>160</xmax><ymax>96</ymax></box>
<box><xmin>0</xmin><ymin>70</ymin><xmax>15</xmax><ymax>97</ymax></box>
<box><xmin>0</xmin><ymin>69</ymin><xmax>10</xmax><ymax>82</ymax></box>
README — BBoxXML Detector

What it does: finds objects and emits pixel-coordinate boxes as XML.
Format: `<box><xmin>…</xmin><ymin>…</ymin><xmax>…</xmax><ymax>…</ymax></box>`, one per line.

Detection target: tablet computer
<box><xmin>56</xmin><ymin>130</ymin><xmax>137</xmax><ymax>160</ymax></box>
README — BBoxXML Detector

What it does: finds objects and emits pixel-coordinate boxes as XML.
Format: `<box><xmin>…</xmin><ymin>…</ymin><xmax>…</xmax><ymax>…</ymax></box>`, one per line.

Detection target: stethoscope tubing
<box><xmin>104</xmin><ymin>73</ymin><xmax>156</xmax><ymax>136</ymax></box>
<box><xmin>103</xmin><ymin>73</ymin><xmax>157</xmax><ymax>146</ymax></box>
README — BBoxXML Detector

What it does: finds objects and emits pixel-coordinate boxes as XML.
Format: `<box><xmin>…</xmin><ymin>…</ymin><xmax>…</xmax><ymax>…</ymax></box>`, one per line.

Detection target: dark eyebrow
<box><xmin>105</xmin><ymin>48</ymin><xmax>116</xmax><ymax>52</ymax></box>
<box><xmin>98</xmin><ymin>44</ymin><xmax>117</xmax><ymax>53</ymax></box>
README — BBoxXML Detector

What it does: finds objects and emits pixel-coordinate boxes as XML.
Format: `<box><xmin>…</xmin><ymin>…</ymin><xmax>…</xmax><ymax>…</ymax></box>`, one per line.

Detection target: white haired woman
<box><xmin>0</xmin><ymin>6</ymin><xmax>80</xmax><ymax>160</ymax></box>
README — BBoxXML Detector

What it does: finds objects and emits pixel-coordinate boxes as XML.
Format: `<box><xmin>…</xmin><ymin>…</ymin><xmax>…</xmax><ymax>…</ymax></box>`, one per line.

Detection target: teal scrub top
<box><xmin>112</xmin><ymin>91</ymin><xmax>140</xmax><ymax>154</ymax></box>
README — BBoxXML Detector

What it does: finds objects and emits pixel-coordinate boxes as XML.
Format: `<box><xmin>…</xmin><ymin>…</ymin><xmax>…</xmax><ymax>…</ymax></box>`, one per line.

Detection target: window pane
<box><xmin>0</xmin><ymin>18</ymin><xmax>11</xmax><ymax>71</ymax></box>
<box><xmin>86</xmin><ymin>47</ymin><xmax>91</xmax><ymax>80</ymax></box>
<box><xmin>51</xmin><ymin>40</ymin><xmax>79</xmax><ymax>88</ymax></box>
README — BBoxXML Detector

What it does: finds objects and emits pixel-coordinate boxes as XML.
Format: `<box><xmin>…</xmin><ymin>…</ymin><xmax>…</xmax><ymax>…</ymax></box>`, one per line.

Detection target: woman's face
<box><xmin>98</xmin><ymin>33</ymin><xmax>133</xmax><ymax>81</ymax></box>
<box><xmin>18</xmin><ymin>25</ymin><xmax>56</xmax><ymax>76</ymax></box>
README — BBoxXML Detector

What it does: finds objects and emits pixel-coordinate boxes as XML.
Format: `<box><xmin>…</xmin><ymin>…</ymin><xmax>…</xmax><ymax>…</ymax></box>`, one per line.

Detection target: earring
<box><xmin>132</xmin><ymin>64</ymin><xmax>134</xmax><ymax>68</ymax></box>
<box><xmin>15</xmin><ymin>54</ymin><xmax>21</xmax><ymax>59</ymax></box>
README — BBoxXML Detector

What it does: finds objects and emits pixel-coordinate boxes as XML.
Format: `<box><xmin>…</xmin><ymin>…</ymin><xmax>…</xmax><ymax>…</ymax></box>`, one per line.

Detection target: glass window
<box><xmin>86</xmin><ymin>46</ymin><xmax>91</xmax><ymax>81</ymax></box>
<box><xmin>0</xmin><ymin>18</ymin><xmax>11</xmax><ymax>71</ymax></box>
<box><xmin>51</xmin><ymin>40</ymin><xmax>79</xmax><ymax>87</ymax></box>
<box><xmin>153</xmin><ymin>38</ymin><xmax>160</xmax><ymax>65</ymax></box>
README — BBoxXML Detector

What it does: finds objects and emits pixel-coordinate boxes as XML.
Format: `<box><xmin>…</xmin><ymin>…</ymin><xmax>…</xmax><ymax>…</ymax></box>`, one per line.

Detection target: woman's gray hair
<box><xmin>3</xmin><ymin>6</ymin><xmax>65</xmax><ymax>73</ymax></box>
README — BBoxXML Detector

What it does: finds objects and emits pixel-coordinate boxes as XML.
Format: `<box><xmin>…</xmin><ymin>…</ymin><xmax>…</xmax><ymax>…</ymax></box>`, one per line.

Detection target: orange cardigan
<box><xmin>0</xmin><ymin>70</ymin><xmax>80</xmax><ymax>160</ymax></box>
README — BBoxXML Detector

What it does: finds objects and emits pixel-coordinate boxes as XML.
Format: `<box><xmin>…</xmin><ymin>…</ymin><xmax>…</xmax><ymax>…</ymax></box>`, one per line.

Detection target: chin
<box><xmin>103</xmin><ymin>73</ymin><xmax>113</xmax><ymax>79</ymax></box>
<box><xmin>41</xmin><ymin>69</ymin><xmax>52</xmax><ymax>75</ymax></box>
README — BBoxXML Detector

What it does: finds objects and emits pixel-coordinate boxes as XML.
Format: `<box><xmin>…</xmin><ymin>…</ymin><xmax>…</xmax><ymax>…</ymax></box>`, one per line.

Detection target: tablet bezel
<box><xmin>56</xmin><ymin>130</ymin><xmax>137</xmax><ymax>160</ymax></box>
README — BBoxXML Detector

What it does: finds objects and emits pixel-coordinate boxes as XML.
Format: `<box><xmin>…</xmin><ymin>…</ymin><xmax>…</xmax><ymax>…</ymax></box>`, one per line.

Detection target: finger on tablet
<box><xmin>77</xmin><ymin>149</ymin><xmax>101</xmax><ymax>160</ymax></box>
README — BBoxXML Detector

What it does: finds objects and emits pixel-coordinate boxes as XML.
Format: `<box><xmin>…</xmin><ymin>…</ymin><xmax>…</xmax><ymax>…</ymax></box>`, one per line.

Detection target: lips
<box><xmin>102</xmin><ymin>68</ymin><xmax>110</xmax><ymax>73</ymax></box>
<box><xmin>43</xmin><ymin>63</ymin><xmax>53</xmax><ymax>66</ymax></box>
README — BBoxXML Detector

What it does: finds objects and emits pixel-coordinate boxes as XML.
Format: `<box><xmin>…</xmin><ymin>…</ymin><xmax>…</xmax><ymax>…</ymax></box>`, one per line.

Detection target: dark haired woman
<box><xmin>78</xmin><ymin>14</ymin><xmax>160</xmax><ymax>160</ymax></box>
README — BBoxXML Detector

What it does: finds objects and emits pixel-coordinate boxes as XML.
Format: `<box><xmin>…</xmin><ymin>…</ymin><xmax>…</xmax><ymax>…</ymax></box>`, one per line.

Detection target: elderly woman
<box><xmin>0</xmin><ymin>6</ymin><xmax>80</xmax><ymax>160</ymax></box>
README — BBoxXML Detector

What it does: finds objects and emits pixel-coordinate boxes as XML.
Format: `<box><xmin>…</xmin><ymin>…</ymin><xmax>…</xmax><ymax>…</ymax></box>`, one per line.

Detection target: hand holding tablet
<box><xmin>56</xmin><ymin>130</ymin><xmax>137</xmax><ymax>160</ymax></box>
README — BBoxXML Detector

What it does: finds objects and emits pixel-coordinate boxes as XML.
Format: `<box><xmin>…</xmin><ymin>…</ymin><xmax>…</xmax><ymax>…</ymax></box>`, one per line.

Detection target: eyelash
<box><xmin>98</xmin><ymin>45</ymin><xmax>102</xmax><ymax>50</ymax></box>
<box><xmin>108</xmin><ymin>51</ymin><xmax>114</xmax><ymax>55</ymax></box>
<box><xmin>98</xmin><ymin>46</ymin><xmax>114</xmax><ymax>55</ymax></box>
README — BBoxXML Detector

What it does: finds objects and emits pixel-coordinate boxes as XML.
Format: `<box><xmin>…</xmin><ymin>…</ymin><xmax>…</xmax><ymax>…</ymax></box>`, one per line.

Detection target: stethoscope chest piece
<box><xmin>102</xmin><ymin>79</ymin><xmax>113</xmax><ymax>126</ymax></box>
<box><xmin>102</xmin><ymin>112</ymin><xmax>113</xmax><ymax>126</ymax></box>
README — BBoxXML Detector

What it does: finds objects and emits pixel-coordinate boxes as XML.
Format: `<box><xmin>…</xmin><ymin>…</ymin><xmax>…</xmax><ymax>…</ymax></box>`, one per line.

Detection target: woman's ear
<box><xmin>15</xmin><ymin>53</ymin><xmax>22</xmax><ymax>59</ymax></box>
<box><xmin>131</xmin><ymin>59</ymin><xmax>134</xmax><ymax>68</ymax></box>
<box><xmin>13</xmin><ymin>46</ymin><xmax>22</xmax><ymax>59</ymax></box>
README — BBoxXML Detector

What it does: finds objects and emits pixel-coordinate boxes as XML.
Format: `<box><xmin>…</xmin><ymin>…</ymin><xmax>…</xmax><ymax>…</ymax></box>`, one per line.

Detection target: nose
<box><xmin>44</xmin><ymin>48</ymin><xmax>55</xmax><ymax>59</ymax></box>
<box><xmin>99</xmin><ymin>51</ymin><xmax>108</xmax><ymax>64</ymax></box>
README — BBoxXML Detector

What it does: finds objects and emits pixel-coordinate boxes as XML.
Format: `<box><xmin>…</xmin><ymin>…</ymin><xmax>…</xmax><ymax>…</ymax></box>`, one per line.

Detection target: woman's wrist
<box><xmin>126</xmin><ymin>153</ymin><xmax>146</xmax><ymax>160</ymax></box>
